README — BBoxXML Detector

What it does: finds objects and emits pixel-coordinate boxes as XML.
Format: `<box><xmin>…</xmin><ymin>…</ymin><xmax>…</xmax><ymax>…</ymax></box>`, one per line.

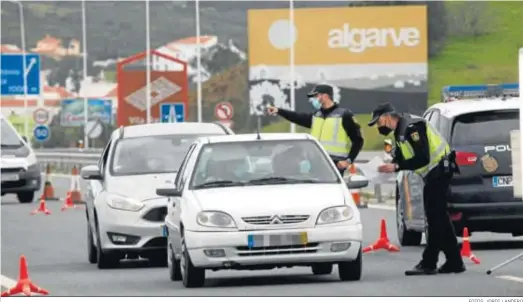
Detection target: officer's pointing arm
<box><xmin>399</xmin><ymin>122</ymin><xmax>430</xmax><ymax>171</ymax></box>
<box><xmin>277</xmin><ymin>108</ymin><xmax>313</xmax><ymax>128</ymax></box>
<box><xmin>342</xmin><ymin>111</ymin><xmax>364</xmax><ymax>163</ymax></box>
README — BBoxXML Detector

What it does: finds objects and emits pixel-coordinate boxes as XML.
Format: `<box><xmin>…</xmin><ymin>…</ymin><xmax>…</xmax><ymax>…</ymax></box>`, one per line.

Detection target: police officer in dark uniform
<box><xmin>367</xmin><ymin>103</ymin><xmax>466</xmax><ymax>276</ymax></box>
<box><xmin>266</xmin><ymin>84</ymin><xmax>364</xmax><ymax>174</ymax></box>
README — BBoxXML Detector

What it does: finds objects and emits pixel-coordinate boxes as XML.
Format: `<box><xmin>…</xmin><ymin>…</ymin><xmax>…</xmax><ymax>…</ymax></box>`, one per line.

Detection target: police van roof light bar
<box><xmin>441</xmin><ymin>83</ymin><xmax>519</xmax><ymax>103</ymax></box>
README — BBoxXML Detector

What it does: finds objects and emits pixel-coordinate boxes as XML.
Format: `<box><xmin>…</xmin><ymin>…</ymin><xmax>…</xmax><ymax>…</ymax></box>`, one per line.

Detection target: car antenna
<box><xmin>250</xmin><ymin>102</ymin><xmax>262</xmax><ymax>140</ymax></box>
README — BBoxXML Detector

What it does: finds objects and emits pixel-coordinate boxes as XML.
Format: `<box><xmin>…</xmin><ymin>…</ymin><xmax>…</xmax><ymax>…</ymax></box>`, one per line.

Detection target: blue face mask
<box><xmin>310</xmin><ymin>97</ymin><xmax>322</xmax><ymax>110</ymax></box>
<box><xmin>299</xmin><ymin>160</ymin><xmax>312</xmax><ymax>174</ymax></box>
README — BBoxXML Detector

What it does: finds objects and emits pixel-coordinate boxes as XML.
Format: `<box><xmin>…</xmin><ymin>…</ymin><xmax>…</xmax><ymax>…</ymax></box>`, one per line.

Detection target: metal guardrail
<box><xmin>34</xmin><ymin>149</ymin><xmax>395</xmax><ymax>203</ymax></box>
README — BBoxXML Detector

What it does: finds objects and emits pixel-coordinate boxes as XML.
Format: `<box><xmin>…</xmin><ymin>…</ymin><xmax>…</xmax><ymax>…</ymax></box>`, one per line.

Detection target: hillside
<box><xmin>262</xmin><ymin>1</ymin><xmax>523</xmax><ymax>150</ymax></box>
<box><xmin>0</xmin><ymin>1</ymin><xmax>355</xmax><ymax>60</ymax></box>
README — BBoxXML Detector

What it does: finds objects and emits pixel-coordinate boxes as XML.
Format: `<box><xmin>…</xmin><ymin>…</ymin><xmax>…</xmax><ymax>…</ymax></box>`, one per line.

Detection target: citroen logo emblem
<box><xmin>270</xmin><ymin>216</ymin><xmax>283</xmax><ymax>224</ymax></box>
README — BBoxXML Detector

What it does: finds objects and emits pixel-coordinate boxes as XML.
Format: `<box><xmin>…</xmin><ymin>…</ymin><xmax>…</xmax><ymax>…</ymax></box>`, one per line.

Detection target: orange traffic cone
<box><xmin>349</xmin><ymin>164</ymin><xmax>366</xmax><ymax>208</ymax></box>
<box><xmin>460</xmin><ymin>227</ymin><xmax>480</xmax><ymax>264</ymax></box>
<box><xmin>40</xmin><ymin>164</ymin><xmax>58</xmax><ymax>201</ymax></box>
<box><xmin>30</xmin><ymin>198</ymin><xmax>51</xmax><ymax>215</ymax></box>
<box><xmin>68</xmin><ymin>165</ymin><xmax>82</xmax><ymax>204</ymax></box>
<box><xmin>1</xmin><ymin>255</ymin><xmax>49</xmax><ymax>296</ymax></box>
<box><xmin>61</xmin><ymin>192</ymin><xmax>79</xmax><ymax>211</ymax></box>
<box><xmin>363</xmin><ymin>219</ymin><xmax>399</xmax><ymax>253</ymax></box>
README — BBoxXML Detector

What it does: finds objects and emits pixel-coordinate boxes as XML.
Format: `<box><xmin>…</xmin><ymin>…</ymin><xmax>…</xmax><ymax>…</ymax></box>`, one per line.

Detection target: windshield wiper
<box><xmin>248</xmin><ymin>177</ymin><xmax>320</xmax><ymax>184</ymax></box>
<box><xmin>193</xmin><ymin>180</ymin><xmax>246</xmax><ymax>189</ymax></box>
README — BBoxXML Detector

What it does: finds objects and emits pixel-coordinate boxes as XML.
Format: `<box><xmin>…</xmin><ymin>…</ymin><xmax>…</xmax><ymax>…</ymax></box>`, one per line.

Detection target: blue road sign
<box><xmin>1</xmin><ymin>53</ymin><xmax>41</xmax><ymax>96</ymax></box>
<box><xmin>160</xmin><ymin>103</ymin><xmax>185</xmax><ymax>123</ymax></box>
<box><xmin>33</xmin><ymin>124</ymin><xmax>50</xmax><ymax>142</ymax></box>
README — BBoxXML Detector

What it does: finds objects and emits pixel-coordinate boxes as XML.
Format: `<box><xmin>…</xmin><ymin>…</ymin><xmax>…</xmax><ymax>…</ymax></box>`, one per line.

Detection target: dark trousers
<box><xmin>421</xmin><ymin>166</ymin><xmax>462</xmax><ymax>268</ymax></box>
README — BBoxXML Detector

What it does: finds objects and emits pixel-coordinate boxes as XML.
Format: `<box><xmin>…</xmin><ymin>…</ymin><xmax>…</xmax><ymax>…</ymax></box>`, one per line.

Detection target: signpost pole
<box><xmin>145</xmin><ymin>0</ymin><xmax>151</xmax><ymax>124</ymax></box>
<box><xmin>9</xmin><ymin>0</ymin><xmax>30</xmax><ymax>139</ymax></box>
<box><xmin>82</xmin><ymin>0</ymin><xmax>89</xmax><ymax>149</ymax></box>
<box><xmin>289</xmin><ymin>0</ymin><xmax>295</xmax><ymax>133</ymax></box>
<box><xmin>195</xmin><ymin>0</ymin><xmax>203</xmax><ymax>123</ymax></box>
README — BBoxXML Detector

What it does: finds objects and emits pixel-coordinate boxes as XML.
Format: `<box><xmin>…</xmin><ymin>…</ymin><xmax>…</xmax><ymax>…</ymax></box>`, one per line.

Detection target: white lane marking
<box><xmin>0</xmin><ymin>275</ymin><xmax>17</xmax><ymax>288</ymax></box>
<box><xmin>1</xmin><ymin>274</ymin><xmax>45</xmax><ymax>295</ymax></box>
<box><xmin>496</xmin><ymin>275</ymin><xmax>523</xmax><ymax>283</ymax></box>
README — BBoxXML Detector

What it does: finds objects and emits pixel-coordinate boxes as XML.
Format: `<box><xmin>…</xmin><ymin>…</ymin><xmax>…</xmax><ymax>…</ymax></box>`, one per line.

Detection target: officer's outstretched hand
<box><xmin>266</xmin><ymin>105</ymin><xmax>278</xmax><ymax>116</ymax></box>
<box><xmin>378</xmin><ymin>163</ymin><xmax>396</xmax><ymax>173</ymax></box>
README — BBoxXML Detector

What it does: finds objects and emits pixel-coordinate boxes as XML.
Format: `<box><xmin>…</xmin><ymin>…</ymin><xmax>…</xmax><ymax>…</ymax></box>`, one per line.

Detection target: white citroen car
<box><xmin>80</xmin><ymin>122</ymin><xmax>233</xmax><ymax>269</ymax></box>
<box><xmin>157</xmin><ymin>133</ymin><xmax>368</xmax><ymax>288</ymax></box>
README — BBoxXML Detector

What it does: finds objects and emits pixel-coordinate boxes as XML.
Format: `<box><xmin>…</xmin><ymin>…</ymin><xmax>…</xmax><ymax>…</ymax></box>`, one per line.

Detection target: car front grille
<box><xmin>236</xmin><ymin>243</ymin><xmax>319</xmax><ymax>257</ymax></box>
<box><xmin>242</xmin><ymin>215</ymin><xmax>310</xmax><ymax>225</ymax></box>
<box><xmin>142</xmin><ymin>206</ymin><xmax>167</xmax><ymax>222</ymax></box>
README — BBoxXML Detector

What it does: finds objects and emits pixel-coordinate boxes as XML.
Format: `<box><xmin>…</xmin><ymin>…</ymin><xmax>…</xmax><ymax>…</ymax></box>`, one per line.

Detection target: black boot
<box><xmin>437</xmin><ymin>261</ymin><xmax>466</xmax><ymax>274</ymax></box>
<box><xmin>405</xmin><ymin>263</ymin><xmax>437</xmax><ymax>276</ymax></box>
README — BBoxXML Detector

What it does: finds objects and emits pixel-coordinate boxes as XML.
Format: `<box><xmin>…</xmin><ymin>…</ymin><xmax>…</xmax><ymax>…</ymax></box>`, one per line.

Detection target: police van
<box><xmin>1</xmin><ymin>114</ymin><xmax>41</xmax><ymax>203</ymax></box>
<box><xmin>395</xmin><ymin>83</ymin><xmax>523</xmax><ymax>246</ymax></box>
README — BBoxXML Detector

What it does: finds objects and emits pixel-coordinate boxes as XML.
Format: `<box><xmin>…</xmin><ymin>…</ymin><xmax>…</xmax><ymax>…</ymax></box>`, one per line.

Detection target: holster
<box><xmin>440</xmin><ymin>150</ymin><xmax>460</xmax><ymax>175</ymax></box>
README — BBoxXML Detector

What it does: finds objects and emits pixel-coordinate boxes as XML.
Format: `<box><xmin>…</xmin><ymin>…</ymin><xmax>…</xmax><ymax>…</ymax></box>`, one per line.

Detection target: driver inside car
<box><xmin>204</xmin><ymin>157</ymin><xmax>250</xmax><ymax>183</ymax></box>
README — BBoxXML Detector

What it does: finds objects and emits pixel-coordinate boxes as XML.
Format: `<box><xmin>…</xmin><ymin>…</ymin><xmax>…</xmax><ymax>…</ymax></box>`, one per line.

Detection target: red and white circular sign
<box><xmin>214</xmin><ymin>102</ymin><xmax>234</xmax><ymax>121</ymax></box>
<box><xmin>33</xmin><ymin>108</ymin><xmax>50</xmax><ymax>124</ymax></box>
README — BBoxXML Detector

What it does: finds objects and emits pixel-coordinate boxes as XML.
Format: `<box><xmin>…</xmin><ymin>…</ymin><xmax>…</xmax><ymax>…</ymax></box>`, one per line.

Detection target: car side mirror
<box><xmin>346</xmin><ymin>174</ymin><xmax>369</xmax><ymax>189</ymax></box>
<box><xmin>156</xmin><ymin>187</ymin><xmax>182</xmax><ymax>197</ymax></box>
<box><xmin>80</xmin><ymin>165</ymin><xmax>103</xmax><ymax>180</ymax></box>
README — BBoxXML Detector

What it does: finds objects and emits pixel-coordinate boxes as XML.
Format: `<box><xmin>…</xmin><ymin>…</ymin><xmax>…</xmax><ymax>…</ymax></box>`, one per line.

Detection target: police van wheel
<box><xmin>396</xmin><ymin>186</ymin><xmax>422</xmax><ymax>246</ymax></box>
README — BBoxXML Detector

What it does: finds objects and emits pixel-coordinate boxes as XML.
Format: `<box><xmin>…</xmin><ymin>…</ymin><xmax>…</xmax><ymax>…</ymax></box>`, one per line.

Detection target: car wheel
<box><xmin>87</xmin><ymin>222</ymin><xmax>97</xmax><ymax>264</ymax></box>
<box><xmin>149</xmin><ymin>249</ymin><xmax>168</xmax><ymax>267</ymax></box>
<box><xmin>17</xmin><ymin>191</ymin><xmax>35</xmax><ymax>203</ymax></box>
<box><xmin>396</xmin><ymin>186</ymin><xmax>422</xmax><ymax>246</ymax></box>
<box><xmin>338</xmin><ymin>248</ymin><xmax>362</xmax><ymax>281</ymax></box>
<box><xmin>180</xmin><ymin>235</ymin><xmax>205</xmax><ymax>288</ymax></box>
<box><xmin>168</xmin><ymin>244</ymin><xmax>182</xmax><ymax>281</ymax></box>
<box><xmin>312</xmin><ymin>263</ymin><xmax>333</xmax><ymax>275</ymax></box>
<box><xmin>95</xmin><ymin>222</ymin><xmax>120</xmax><ymax>269</ymax></box>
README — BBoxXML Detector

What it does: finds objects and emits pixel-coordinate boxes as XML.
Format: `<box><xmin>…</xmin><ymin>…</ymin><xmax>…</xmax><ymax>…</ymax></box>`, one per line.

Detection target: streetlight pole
<box><xmin>289</xmin><ymin>0</ymin><xmax>295</xmax><ymax>133</ymax></box>
<box><xmin>195</xmin><ymin>0</ymin><xmax>202</xmax><ymax>123</ymax></box>
<box><xmin>7</xmin><ymin>0</ymin><xmax>29</xmax><ymax>139</ymax></box>
<box><xmin>81</xmin><ymin>0</ymin><xmax>89</xmax><ymax>148</ymax></box>
<box><xmin>145</xmin><ymin>0</ymin><xmax>151</xmax><ymax>124</ymax></box>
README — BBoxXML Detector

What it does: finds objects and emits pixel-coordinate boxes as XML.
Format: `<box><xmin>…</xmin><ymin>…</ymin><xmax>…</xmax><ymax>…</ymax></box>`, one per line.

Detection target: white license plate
<box><xmin>492</xmin><ymin>176</ymin><xmax>512</xmax><ymax>188</ymax></box>
<box><xmin>247</xmin><ymin>232</ymin><xmax>308</xmax><ymax>248</ymax></box>
<box><xmin>1</xmin><ymin>173</ymin><xmax>19</xmax><ymax>181</ymax></box>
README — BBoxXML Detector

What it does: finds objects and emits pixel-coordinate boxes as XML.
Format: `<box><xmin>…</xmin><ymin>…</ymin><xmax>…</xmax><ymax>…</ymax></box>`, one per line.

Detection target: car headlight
<box><xmin>316</xmin><ymin>206</ymin><xmax>353</xmax><ymax>225</ymax></box>
<box><xmin>107</xmin><ymin>194</ymin><xmax>144</xmax><ymax>212</ymax></box>
<box><xmin>196</xmin><ymin>211</ymin><xmax>237</xmax><ymax>228</ymax></box>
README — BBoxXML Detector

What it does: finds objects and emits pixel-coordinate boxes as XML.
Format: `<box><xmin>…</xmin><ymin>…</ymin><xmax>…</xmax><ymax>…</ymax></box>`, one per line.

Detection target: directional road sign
<box><xmin>1</xmin><ymin>54</ymin><xmax>41</xmax><ymax>96</ymax></box>
<box><xmin>160</xmin><ymin>103</ymin><xmax>185</xmax><ymax>123</ymax></box>
<box><xmin>33</xmin><ymin>124</ymin><xmax>50</xmax><ymax>142</ymax></box>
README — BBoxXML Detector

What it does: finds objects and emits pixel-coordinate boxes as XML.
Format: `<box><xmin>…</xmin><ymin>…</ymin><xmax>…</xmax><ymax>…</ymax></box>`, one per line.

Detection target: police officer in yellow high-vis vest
<box><xmin>266</xmin><ymin>84</ymin><xmax>364</xmax><ymax>174</ymax></box>
<box><xmin>368</xmin><ymin>102</ymin><xmax>465</xmax><ymax>276</ymax></box>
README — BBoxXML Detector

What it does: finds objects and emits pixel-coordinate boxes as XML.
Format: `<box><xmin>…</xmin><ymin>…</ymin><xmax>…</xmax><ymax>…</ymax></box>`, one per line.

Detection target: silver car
<box><xmin>80</xmin><ymin>122</ymin><xmax>233</xmax><ymax>269</ymax></box>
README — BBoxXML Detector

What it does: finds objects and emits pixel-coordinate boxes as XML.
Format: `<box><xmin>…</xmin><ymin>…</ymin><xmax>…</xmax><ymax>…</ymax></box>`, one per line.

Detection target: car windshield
<box><xmin>190</xmin><ymin>139</ymin><xmax>341</xmax><ymax>189</ymax></box>
<box><xmin>451</xmin><ymin>110</ymin><xmax>518</xmax><ymax>146</ymax></box>
<box><xmin>110</xmin><ymin>134</ymin><xmax>215</xmax><ymax>176</ymax></box>
<box><xmin>1</xmin><ymin>119</ymin><xmax>24</xmax><ymax>148</ymax></box>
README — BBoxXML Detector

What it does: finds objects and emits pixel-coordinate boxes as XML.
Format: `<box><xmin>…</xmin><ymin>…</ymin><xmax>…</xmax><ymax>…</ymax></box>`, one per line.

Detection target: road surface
<box><xmin>1</xmin><ymin>175</ymin><xmax>522</xmax><ymax>296</ymax></box>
